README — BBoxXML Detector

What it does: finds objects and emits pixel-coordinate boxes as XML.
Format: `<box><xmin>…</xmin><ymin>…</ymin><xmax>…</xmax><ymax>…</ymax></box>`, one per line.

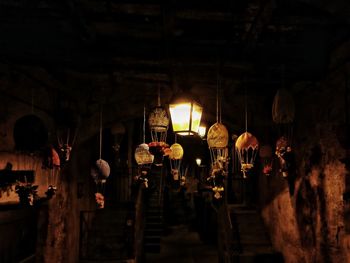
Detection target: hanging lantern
<box><xmin>111</xmin><ymin>122</ymin><xmax>126</xmax><ymax>152</ymax></box>
<box><xmin>207</xmin><ymin>122</ymin><xmax>229</xmax><ymax>166</ymax></box>
<box><xmin>169</xmin><ymin>143</ymin><xmax>184</xmax><ymax>182</ymax></box>
<box><xmin>235</xmin><ymin>132</ymin><xmax>259</xmax><ymax>178</ymax></box>
<box><xmin>148</xmin><ymin>106</ymin><xmax>169</xmax><ymax>143</ymax></box>
<box><xmin>91</xmin><ymin>159</ymin><xmax>110</xmax><ymax>208</ymax></box>
<box><xmin>134</xmin><ymin>143</ymin><xmax>154</xmax><ymax>166</ymax></box>
<box><xmin>54</xmin><ymin>107</ymin><xmax>80</xmax><ymax>164</ymax></box>
<box><xmin>259</xmin><ymin>144</ymin><xmax>273</xmax><ymax>176</ymax></box>
<box><xmin>169</xmin><ymin>94</ymin><xmax>203</xmax><ymax>136</ymax></box>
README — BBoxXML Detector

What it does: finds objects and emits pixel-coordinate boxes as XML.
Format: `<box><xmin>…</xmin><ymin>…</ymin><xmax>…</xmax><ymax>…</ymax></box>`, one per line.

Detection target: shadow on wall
<box><xmin>295</xmin><ymin>144</ymin><xmax>332</xmax><ymax>262</ymax></box>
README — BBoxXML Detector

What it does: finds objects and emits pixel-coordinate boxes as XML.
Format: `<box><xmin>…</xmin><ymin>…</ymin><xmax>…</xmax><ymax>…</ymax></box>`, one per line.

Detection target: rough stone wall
<box><xmin>259</xmin><ymin>66</ymin><xmax>350</xmax><ymax>262</ymax></box>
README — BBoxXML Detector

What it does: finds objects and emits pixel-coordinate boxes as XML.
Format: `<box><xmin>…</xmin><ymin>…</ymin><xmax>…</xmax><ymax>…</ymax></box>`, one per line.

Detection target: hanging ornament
<box><xmin>275</xmin><ymin>136</ymin><xmax>295</xmax><ymax>178</ymax></box>
<box><xmin>259</xmin><ymin>144</ymin><xmax>273</xmax><ymax>176</ymax></box>
<box><xmin>134</xmin><ymin>106</ymin><xmax>154</xmax><ymax>188</ymax></box>
<box><xmin>235</xmin><ymin>133</ymin><xmax>259</xmax><ymax>178</ymax></box>
<box><xmin>55</xmin><ymin>106</ymin><xmax>80</xmax><ymax>164</ymax></box>
<box><xmin>207</xmin><ymin>122</ymin><xmax>229</xmax><ymax>166</ymax></box>
<box><xmin>206</xmin><ymin>74</ymin><xmax>228</xmax><ymax>198</ymax></box>
<box><xmin>169</xmin><ymin>143</ymin><xmax>184</xmax><ymax>182</ymax></box>
<box><xmin>91</xmin><ymin>107</ymin><xmax>110</xmax><ymax>209</ymax></box>
<box><xmin>135</xmin><ymin>143</ymin><xmax>154</xmax><ymax>166</ymax></box>
<box><xmin>91</xmin><ymin>159</ymin><xmax>110</xmax><ymax>208</ymax></box>
<box><xmin>148</xmin><ymin>104</ymin><xmax>169</xmax><ymax>143</ymax></box>
<box><xmin>148</xmin><ymin>86</ymin><xmax>169</xmax><ymax>143</ymax></box>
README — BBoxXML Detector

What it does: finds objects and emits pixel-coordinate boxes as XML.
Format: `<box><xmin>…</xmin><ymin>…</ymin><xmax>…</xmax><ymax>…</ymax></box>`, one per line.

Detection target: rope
<box><xmin>143</xmin><ymin>105</ymin><xmax>146</xmax><ymax>143</ymax></box>
<box><xmin>216</xmin><ymin>74</ymin><xmax>219</xmax><ymax>123</ymax></box>
<box><xmin>245</xmin><ymin>83</ymin><xmax>248</xmax><ymax>133</ymax></box>
<box><xmin>99</xmin><ymin>106</ymin><xmax>103</xmax><ymax>160</ymax></box>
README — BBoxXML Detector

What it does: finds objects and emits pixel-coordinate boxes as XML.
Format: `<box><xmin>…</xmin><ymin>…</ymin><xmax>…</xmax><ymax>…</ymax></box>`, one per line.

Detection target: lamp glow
<box><xmin>169</xmin><ymin>99</ymin><xmax>203</xmax><ymax>136</ymax></box>
<box><xmin>196</xmin><ymin>158</ymin><xmax>202</xmax><ymax>166</ymax></box>
<box><xmin>198</xmin><ymin>125</ymin><xmax>206</xmax><ymax>138</ymax></box>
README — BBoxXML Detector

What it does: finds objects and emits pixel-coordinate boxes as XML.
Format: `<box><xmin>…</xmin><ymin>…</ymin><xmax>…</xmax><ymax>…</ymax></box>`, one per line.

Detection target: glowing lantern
<box><xmin>134</xmin><ymin>143</ymin><xmax>154</xmax><ymax>166</ymax></box>
<box><xmin>148</xmin><ymin>106</ymin><xmax>169</xmax><ymax>143</ymax></box>
<box><xmin>196</xmin><ymin>158</ymin><xmax>202</xmax><ymax>166</ymax></box>
<box><xmin>235</xmin><ymin>132</ymin><xmax>259</xmax><ymax>178</ymax></box>
<box><xmin>198</xmin><ymin>125</ymin><xmax>207</xmax><ymax>138</ymax></box>
<box><xmin>259</xmin><ymin>144</ymin><xmax>273</xmax><ymax>176</ymax></box>
<box><xmin>169</xmin><ymin>143</ymin><xmax>184</xmax><ymax>181</ymax></box>
<box><xmin>207</xmin><ymin>122</ymin><xmax>229</xmax><ymax>166</ymax></box>
<box><xmin>169</xmin><ymin>95</ymin><xmax>203</xmax><ymax>136</ymax></box>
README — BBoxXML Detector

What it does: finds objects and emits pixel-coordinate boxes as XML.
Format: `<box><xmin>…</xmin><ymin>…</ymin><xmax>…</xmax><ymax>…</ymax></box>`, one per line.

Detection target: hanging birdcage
<box><xmin>272</xmin><ymin>88</ymin><xmax>295</xmax><ymax>143</ymax></box>
<box><xmin>207</xmin><ymin>122</ymin><xmax>229</xmax><ymax>167</ymax></box>
<box><xmin>235</xmin><ymin>132</ymin><xmax>259</xmax><ymax>178</ymax></box>
<box><xmin>169</xmin><ymin>143</ymin><xmax>184</xmax><ymax>181</ymax></box>
<box><xmin>148</xmin><ymin>106</ymin><xmax>169</xmax><ymax>143</ymax></box>
<box><xmin>259</xmin><ymin>144</ymin><xmax>273</xmax><ymax>176</ymax></box>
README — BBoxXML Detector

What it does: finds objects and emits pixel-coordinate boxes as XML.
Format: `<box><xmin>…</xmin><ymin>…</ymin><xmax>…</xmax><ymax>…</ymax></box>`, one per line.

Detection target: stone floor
<box><xmin>145</xmin><ymin>224</ymin><xmax>219</xmax><ymax>263</ymax></box>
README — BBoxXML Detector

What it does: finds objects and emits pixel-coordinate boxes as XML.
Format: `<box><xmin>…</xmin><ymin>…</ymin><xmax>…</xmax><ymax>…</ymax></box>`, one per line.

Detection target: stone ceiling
<box><xmin>0</xmin><ymin>0</ymin><xmax>349</xmax><ymax>131</ymax></box>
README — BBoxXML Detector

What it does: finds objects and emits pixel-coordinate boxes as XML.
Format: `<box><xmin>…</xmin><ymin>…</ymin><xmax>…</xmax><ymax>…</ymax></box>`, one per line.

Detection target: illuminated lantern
<box><xmin>134</xmin><ymin>143</ymin><xmax>154</xmax><ymax>166</ymax></box>
<box><xmin>198</xmin><ymin>125</ymin><xmax>207</xmax><ymax>139</ymax></box>
<box><xmin>148</xmin><ymin>106</ymin><xmax>169</xmax><ymax>143</ymax></box>
<box><xmin>207</xmin><ymin>122</ymin><xmax>229</xmax><ymax>167</ymax></box>
<box><xmin>169</xmin><ymin>94</ymin><xmax>203</xmax><ymax>136</ymax></box>
<box><xmin>169</xmin><ymin>143</ymin><xmax>184</xmax><ymax>182</ymax></box>
<box><xmin>259</xmin><ymin>144</ymin><xmax>273</xmax><ymax>176</ymax></box>
<box><xmin>235</xmin><ymin>132</ymin><xmax>259</xmax><ymax>178</ymax></box>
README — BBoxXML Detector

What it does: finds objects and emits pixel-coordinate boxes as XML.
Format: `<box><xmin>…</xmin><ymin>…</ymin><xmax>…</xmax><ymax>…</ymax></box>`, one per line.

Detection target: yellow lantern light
<box><xmin>198</xmin><ymin>125</ymin><xmax>207</xmax><ymax>138</ymax></box>
<box><xmin>169</xmin><ymin>95</ymin><xmax>203</xmax><ymax>136</ymax></box>
<box><xmin>169</xmin><ymin>143</ymin><xmax>184</xmax><ymax>160</ymax></box>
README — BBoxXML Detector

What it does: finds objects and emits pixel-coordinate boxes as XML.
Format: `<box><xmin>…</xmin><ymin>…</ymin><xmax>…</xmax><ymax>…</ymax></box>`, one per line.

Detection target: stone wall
<box><xmin>259</xmin><ymin>64</ymin><xmax>350</xmax><ymax>262</ymax></box>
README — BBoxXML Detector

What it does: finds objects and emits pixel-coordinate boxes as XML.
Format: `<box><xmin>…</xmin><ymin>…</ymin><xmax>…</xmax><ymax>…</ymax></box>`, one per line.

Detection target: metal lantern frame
<box><xmin>169</xmin><ymin>94</ymin><xmax>203</xmax><ymax>136</ymax></box>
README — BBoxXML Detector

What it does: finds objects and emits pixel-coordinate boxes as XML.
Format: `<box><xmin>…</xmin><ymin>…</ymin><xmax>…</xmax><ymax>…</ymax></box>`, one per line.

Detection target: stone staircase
<box><xmin>80</xmin><ymin>202</ymin><xmax>134</xmax><ymax>263</ymax></box>
<box><xmin>143</xmin><ymin>166</ymin><xmax>164</xmax><ymax>253</ymax></box>
<box><xmin>229</xmin><ymin>205</ymin><xmax>284</xmax><ymax>263</ymax></box>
